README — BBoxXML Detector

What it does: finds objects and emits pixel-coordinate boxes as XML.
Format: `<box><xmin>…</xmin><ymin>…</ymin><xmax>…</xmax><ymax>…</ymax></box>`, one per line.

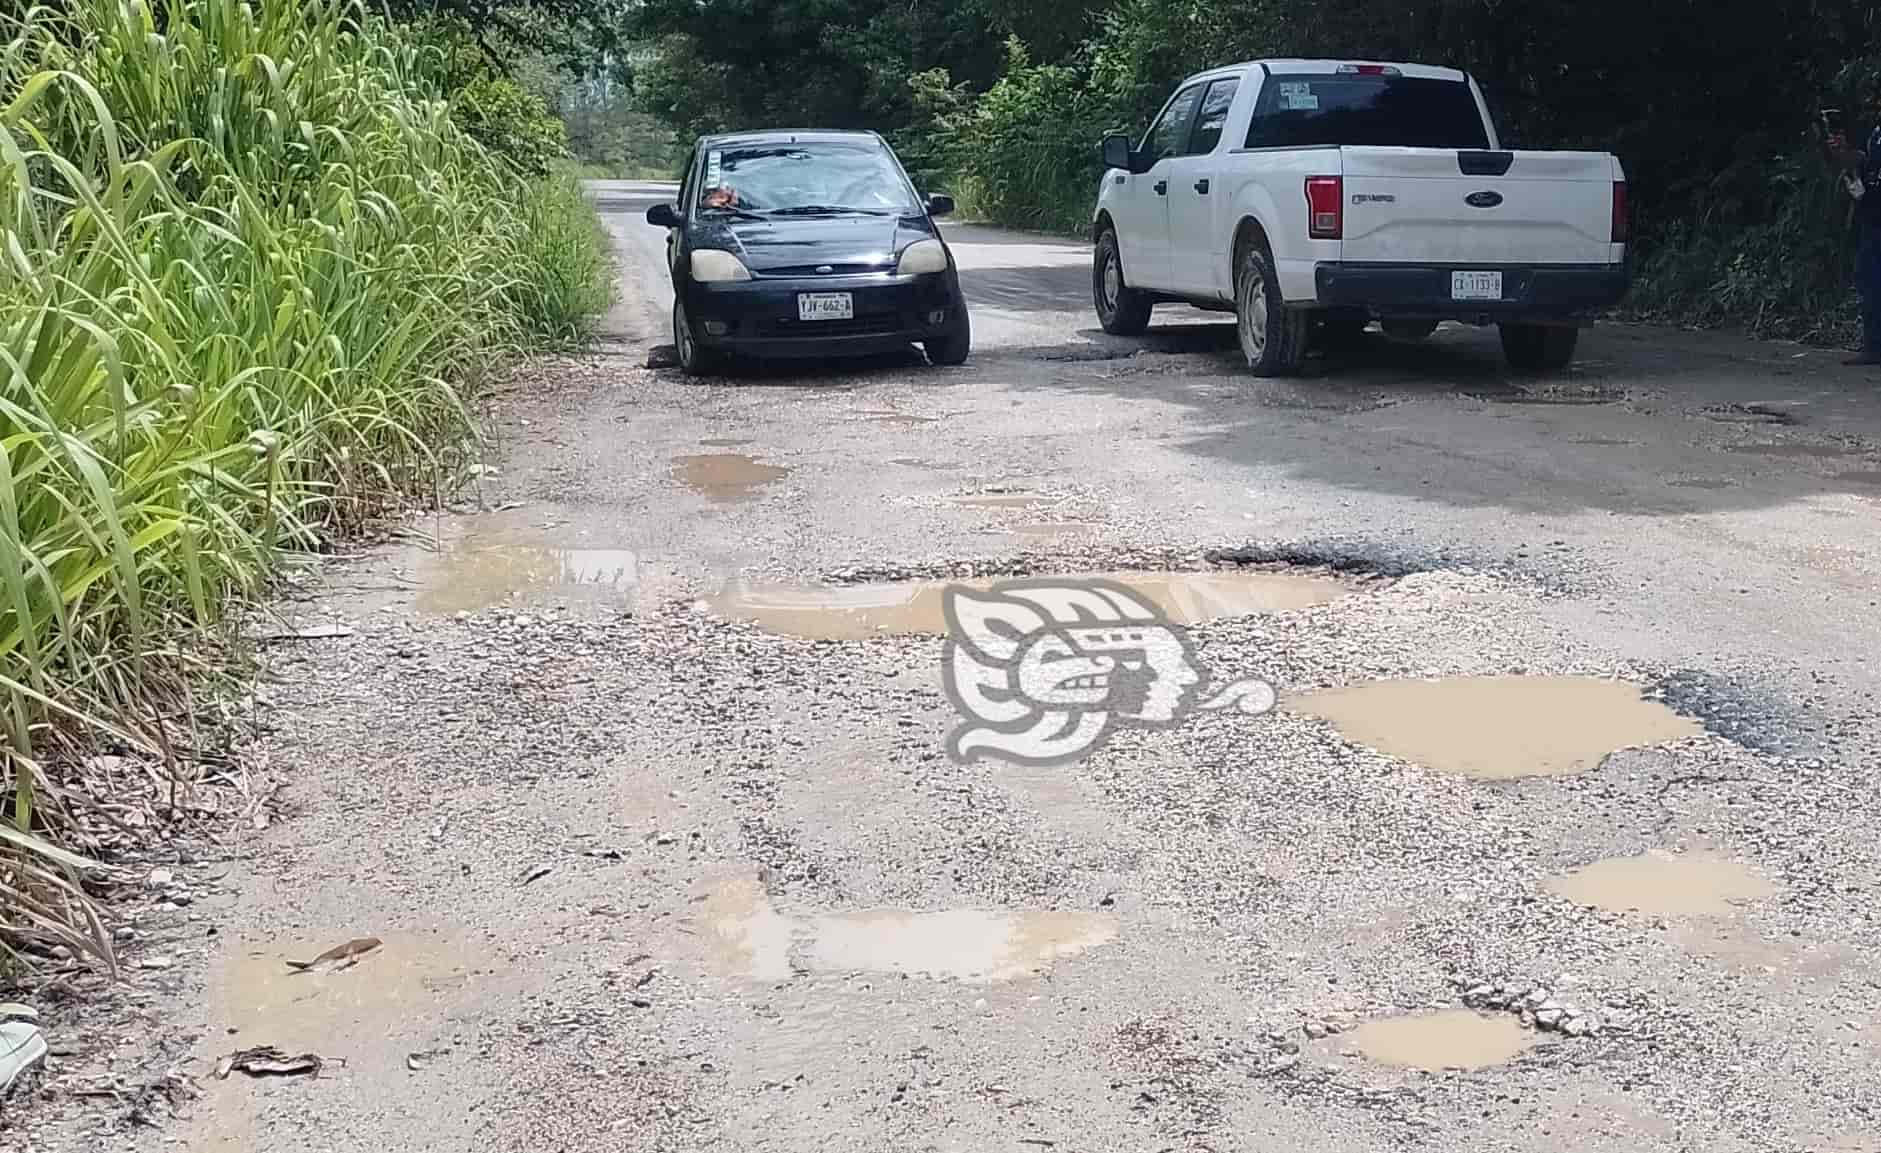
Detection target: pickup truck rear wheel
<box><xmin>1093</xmin><ymin>229</ymin><xmax>1152</xmax><ymax>335</ymax></box>
<box><xmin>1235</xmin><ymin>239</ymin><xmax>1307</xmax><ymax>376</ymax></box>
<box><xmin>1499</xmin><ymin>322</ymin><xmax>1579</xmax><ymax>373</ymax></box>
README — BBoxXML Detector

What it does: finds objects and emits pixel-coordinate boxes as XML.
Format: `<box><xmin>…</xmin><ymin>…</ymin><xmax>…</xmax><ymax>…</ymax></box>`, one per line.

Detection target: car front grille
<box><xmin>759</xmin><ymin>312</ymin><xmax>901</xmax><ymax>338</ymax></box>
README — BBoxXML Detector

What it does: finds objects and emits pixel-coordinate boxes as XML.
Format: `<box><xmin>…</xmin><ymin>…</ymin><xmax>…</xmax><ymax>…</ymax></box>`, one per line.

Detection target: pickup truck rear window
<box><xmin>1243</xmin><ymin>75</ymin><xmax>1491</xmax><ymax>151</ymax></box>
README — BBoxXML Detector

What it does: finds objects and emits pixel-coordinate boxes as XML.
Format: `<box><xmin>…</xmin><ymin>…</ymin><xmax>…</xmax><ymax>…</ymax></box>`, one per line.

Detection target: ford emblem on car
<box><xmin>1466</xmin><ymin>190</ymin><xmax>1504</xmax><ymax>208</ymax></box>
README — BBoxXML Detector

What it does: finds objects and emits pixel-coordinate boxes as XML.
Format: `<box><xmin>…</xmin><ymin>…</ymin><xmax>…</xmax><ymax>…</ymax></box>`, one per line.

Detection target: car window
<box><xmin>1188</xmin><ymin>78</ymin><xmax>1240</xmax><ymax>154</ymax></box>
<box><xmin>1146</xmin><ymin>84</ymin><xmax>1205</xmax><ymax>161</ymax></box>
<box><xmin>695</xmin><ymin>140</ymin><xmax>922</xmax><ymax>215</ymax></box>
<box><xmin>1243</xmin><ymin>74</ymin><xmax>1491</xmax><ymax>150</ymax></box>
<box><xmin>676</xmin><ymin>146</ymin><xmax>699</xmax><ymax>213</ymax></box>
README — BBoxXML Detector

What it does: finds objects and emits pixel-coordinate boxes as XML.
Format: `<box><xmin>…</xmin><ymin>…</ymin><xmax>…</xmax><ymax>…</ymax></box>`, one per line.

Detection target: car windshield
<box><xmin>694</xmin><ymin>141</ymin><xmax>921</xmax><ymax>216</ymax></box>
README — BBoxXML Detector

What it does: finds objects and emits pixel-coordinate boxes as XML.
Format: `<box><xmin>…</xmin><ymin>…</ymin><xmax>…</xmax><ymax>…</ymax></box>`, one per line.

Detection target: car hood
<box><xmin>693</xmin><ymin>214</ymin><xmax>935</xmax><ymax>274</ymax></box>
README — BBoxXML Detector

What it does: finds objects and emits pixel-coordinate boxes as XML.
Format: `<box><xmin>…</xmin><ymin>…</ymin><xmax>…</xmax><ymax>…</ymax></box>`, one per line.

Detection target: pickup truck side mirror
<box><xmin>1101</xmin><ymin>133</ymin><xmax>1136</xmax><ymax>174</ymax></box>
<box><xmin>646</xmin><ymin>202</ymin><xmax>681</xmax><ymax>228</ymax></box>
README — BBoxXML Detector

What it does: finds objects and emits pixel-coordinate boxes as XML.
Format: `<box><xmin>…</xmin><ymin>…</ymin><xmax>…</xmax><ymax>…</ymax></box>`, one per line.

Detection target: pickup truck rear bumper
<box><xmin>1312</xmin><ymin>262</ymin><xmax>1629</xmax><ymax>322</ymax></box>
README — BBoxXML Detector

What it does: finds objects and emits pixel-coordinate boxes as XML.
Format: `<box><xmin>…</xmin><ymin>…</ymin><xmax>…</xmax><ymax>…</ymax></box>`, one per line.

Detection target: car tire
<box><xmin>1093</xmin><ymin>229</ymin><xmax>1152</xmax><ymax>336</ymax></box>
<box><xmin>1382</xmin><ymin>318</ymin><xmax>1439</xmax><ymax>343</ymax></box>
<box><xmin>674</xmin><ymin>296</ymin><xmax>722</xmax><ymax>377</ymax></box>
<box><xmin>1234</xmin><ymin>237</ymin><xmax>1307</xmax><ymax>376</ymax></box>
<box><xmin>1499</xmin><ymin>322</ymin><xmax>1578</xmax><ymax>372</ymax></box>
<box><xmin>926</xmin><ymin>310</ymin><xmax>971</xmax><ymax>366</ymax></box>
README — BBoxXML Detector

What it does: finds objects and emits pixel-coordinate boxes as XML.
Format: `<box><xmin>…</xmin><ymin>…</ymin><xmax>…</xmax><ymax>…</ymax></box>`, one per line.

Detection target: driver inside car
<box><xmin>702</xmin><ymin>185</ymin><xmax>740</xmax><ymax>209</ymax></box>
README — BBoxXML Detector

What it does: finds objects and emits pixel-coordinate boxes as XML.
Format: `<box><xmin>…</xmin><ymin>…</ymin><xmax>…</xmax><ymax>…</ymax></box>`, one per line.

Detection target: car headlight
<box><xmin>690</xmin><ymin>249</ymin><xmax>752</xmax><ymax>283</ymax></box>
<box><xmin>896</xmin><ymin>239</ymin><xmax>949</xmax><ymax>275</ymax></box>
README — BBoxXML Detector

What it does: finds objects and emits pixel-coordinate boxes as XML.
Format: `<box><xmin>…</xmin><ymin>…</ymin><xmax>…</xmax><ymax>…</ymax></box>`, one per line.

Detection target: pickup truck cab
<box><xmin>1091</xmin><ymin>59</ymin><xmax>1629</xmax><ymax>375</ymax></box>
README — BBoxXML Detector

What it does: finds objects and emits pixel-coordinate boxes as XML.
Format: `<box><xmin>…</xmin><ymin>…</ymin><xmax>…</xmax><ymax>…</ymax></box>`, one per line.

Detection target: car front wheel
<box><xmin>1093</xmin><ymin>229</ymin><xmax>1152</xmax><ymax>335</ymax></box>
<box><xmin>674</xmin><ymin>296</ymin><xmax>722</xmax><ymax>377</ymax></box>
<box><xmin>926</xmin><ymin>309</ymin><xmax>971</xmax><ymax>366</ymax></box>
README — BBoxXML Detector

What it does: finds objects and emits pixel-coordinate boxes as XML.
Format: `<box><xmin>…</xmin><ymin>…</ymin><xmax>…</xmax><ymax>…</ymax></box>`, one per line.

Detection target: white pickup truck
<box><xmin>1091</xmin><ymin>59</ymin><xmax>1629</xmax><ymax>375</ymax></box>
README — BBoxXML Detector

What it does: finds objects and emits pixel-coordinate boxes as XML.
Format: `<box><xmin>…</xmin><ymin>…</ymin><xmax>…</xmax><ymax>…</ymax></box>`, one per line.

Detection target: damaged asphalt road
<box><xmin>18</xmin><ymin>180</ymin><xmax>1881</xmax><ymax>1153</ymax></box>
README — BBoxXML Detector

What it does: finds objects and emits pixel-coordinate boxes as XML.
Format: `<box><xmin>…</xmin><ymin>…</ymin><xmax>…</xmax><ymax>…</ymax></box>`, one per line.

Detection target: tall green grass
<box><xmin>0</xmin><ymin>0</ymin><xmax>609</xmax><ymax>970</ymax></box>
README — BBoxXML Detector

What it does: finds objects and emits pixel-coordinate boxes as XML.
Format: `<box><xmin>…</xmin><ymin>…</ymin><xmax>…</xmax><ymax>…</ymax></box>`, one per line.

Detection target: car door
<box><xmin>1163</xmin><ymin>75</ymin><xmax>1241</xmax><ymax>299</ymax></box>
<box><xmin>666</xmin><ymin>144</ymin><xmax>700</xmax><ymax>279</ymax></box>
<box><xmin>1117</xmin><ymin>83</ymin><xmax>1205</xmax><ymax>292</ymax></box>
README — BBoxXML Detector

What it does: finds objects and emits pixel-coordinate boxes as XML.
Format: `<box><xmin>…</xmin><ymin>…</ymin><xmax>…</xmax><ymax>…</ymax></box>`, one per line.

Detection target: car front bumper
<box><xmin>1311</xmin><ymin>262</ymin><xmax>1630</xmax><ymax>322</ymax></box>
<box><xmin>682</xmin><ymin>269</ymin><xmax>964</xmax><ymax>358</ymax></box>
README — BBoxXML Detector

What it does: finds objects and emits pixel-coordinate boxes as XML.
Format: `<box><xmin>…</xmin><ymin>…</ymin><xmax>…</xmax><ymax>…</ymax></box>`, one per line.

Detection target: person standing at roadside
<box><xmin>1828</xmin><ymin>81</ymin><xmax>1881</xmax><ymax>366</ymax></box>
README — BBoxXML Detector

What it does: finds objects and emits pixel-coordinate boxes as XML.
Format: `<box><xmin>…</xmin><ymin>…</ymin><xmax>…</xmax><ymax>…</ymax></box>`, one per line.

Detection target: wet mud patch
<box><xmin>1647</xmin><ymin>669</ymin><xmax>1811</xmax><ymax>756</ymax></box>
<box><xmin>670</xmin><ymin>453</ymin><xmax>790</xmax><ymax>503</ymax></box>
<box><xmin>708</xmin><ymin>569</ymin><xmax>1352</xmax><ymax>640</ymax></box>
<box><xmin>700</xmin><ymin>875</ymin><xmax>1115</xmax><ymax>983</ymax></box>
<box><xmin>1287</xmin><ymin>676</ymin><xmax>1702</xmax><ymax>779</ymax></box>
<box><xmin>1543</xmin><ymin>850</ymin><xmax>1774</xmax><ymax>917</ymax></box>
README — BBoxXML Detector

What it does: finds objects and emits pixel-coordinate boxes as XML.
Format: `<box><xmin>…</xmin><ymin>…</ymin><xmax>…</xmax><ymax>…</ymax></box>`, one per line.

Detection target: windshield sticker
<box><xmin>1277</xmin><ymin>82</ymin><xmax>1319</xmax><ymax>112</ymax></box>
<box><xmin>704</xmin><ymin>150</ymin><xmax>722</xmax><ymax>189</ymax></box>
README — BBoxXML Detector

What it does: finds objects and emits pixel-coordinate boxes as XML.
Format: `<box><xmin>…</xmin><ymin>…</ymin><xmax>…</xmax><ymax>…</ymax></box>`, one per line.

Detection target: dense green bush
<box><xmin>0</xmin><ymin>0</ymin><xmax>610</xmax><ymax>965</ymax></box>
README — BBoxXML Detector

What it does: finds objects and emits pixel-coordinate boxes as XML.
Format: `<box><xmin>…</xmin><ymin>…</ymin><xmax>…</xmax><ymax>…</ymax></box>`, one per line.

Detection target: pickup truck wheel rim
<box><xmin>1101</xmin><ymin>251</ymin><xmax>1121</xmax><ymax>313</ymax></box>
<box><xmin>1240</xmin><ymin>272</ymin><xmax>1268</xmax><ymax>361</ymax></box>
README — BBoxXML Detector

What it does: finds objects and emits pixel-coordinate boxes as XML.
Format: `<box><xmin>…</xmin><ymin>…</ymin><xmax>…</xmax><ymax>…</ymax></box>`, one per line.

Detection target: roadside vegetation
<box><xmin>0</xmin><ymin>0</ymin><xmax>610</xmax><ymax>974</ymax></box>
<box><xmin>617</xmin><ymin>0</ymin><xmax>1879</xmax><ymax>344</ymax></box>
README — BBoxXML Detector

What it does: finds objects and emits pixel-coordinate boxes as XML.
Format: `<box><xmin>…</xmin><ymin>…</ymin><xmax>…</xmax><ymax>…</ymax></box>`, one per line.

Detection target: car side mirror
<box><xmin>926</xmin><ymin>193</ymin><xmax>955</xmax><ymax>218</ymax></box>
<box><xmin>646</xmin><ymin>202</ymin><xmax>681</xmax><ymax>228</ymax></box>
<box><xmin>1101</xmin><ymin>133</ymin><xmax>1133</xmax><ymax>173</ymax></box>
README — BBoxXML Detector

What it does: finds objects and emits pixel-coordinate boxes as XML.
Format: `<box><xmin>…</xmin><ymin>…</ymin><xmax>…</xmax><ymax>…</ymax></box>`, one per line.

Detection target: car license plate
<box><xmin>798</xmin><ymin>292</ymin><xmax>853</xmax><ymax>321</ymax></box>
<box><xmin>1451</xmin><ymin>271</ymin><xmax>1504</xmax><ymax>301</ymax></box>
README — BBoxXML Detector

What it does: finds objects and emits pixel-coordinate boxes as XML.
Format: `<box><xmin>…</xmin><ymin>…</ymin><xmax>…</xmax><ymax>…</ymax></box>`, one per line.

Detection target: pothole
<box><xmin>1287</xmin><ymin>676</ymin><xmax>1702</xmax><ymax>779</ymax></box>
<box><xmin>671</xmin><ymin>453</ymin><xmax>790</xmax><ymax>503</ymax></box>
<box><xmin>1341</xmin><ymin>1009</ymin><xmax>1537</xmax><ymax>1072</ymax></box>
<box><xmin>1543</xmin><ymin>850</ymin><xmax>1774</xmax><ymax>917</ymax></box>
<box><xmin>1699</xmin><ymin>403</ymin><xmax>1799</xmax><ymax>426</ymax></box>
<box><xmin>416</xmin><ymin>544</ymin><xmax>638</xmax><ymax>614</ymax></box>
<box><xmin>1724</xmin><ymin>442</ymin><xmax>1853</xmax><ymax>459</ymax></box>
<box><xmin>702</xmin><ymin>876</ymin><xmax>1116</xmax><ymax>983</ymax></box>
<box><xmin>708</xmin><ymin>569</ymin><xmax>1351</xmax><ymax>640</ymax></box>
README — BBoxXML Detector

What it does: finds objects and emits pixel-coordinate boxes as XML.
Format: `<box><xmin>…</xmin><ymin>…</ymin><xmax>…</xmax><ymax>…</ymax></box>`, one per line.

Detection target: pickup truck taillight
<box><xmin>1611</xmin><ymin>181</ymin><xmax>1628</xmax><ymax>243</ymax></box>
<box><xmin>1305</xmin><ymin>176</ymin><xmax>1343</xmax><ymax>239</ymax></box>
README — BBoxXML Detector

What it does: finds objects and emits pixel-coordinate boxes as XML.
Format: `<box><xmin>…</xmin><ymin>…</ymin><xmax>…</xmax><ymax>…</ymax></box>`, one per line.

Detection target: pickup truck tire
<box><xmin>1499</xmin><ymin>322</ymin><xmax>1579</xmax><ymax>373</ymax></box>
<box><xmin>1235</xmin><ymin>238</ymin><xmax>1307</xmax><ymax>376</ymax></box>
<box><xmin>1093</xmin><ymin>229</ymin><xmax>1152</xmax><ymax>335</ymax></box>
<box><xmin>1383</xmin><ymin>318</ymin><xmax>1439</xmax><ymax>343</ymax></box>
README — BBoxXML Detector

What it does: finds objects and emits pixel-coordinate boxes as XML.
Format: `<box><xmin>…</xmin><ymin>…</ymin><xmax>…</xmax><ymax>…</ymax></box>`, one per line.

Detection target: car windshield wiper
<box><xmin>698</xmin><ymin>206</ymin><xmax>769</xmax><ymax>222</ymax></box>
<box><xmin>767</xmin><ymin>205</ymin><xmax>896</xmax><ymax>217</ymax></box>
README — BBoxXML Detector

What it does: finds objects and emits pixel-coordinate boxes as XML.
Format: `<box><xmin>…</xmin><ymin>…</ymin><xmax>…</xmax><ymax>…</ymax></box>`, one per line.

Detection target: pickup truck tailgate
<box><xmin>1340</xmin><ymin>149</ymin><xmax>1616</xmax><ymax>265</ymax></box>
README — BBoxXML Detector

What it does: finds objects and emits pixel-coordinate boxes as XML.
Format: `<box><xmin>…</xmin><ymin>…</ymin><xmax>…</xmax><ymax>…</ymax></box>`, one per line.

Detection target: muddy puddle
<box><xmin>1344</xmin><ymin>1010</ymin><xmax>1536</xmax><ymax>1071</ymax></box>
<box><xmin>1288</xmin><ymin>676</ymin><xmax>1702</xmax><ymax>779</ymax></box>
<box><xmin>1724</xmin><ymin>442</ymin><xmax>1852</xmax><ymax>459</ymax></box>
<box><xmin>672</xmin><ymin>453</ymin><xmax>790</xmax><ymax>503</ymax></box>
<box><xmin>710</xmin><ymin>569</ymin><xmax>1349</xmax><ymax>640</ymax></box>
<box><xmin>416</xmin><ymin>544</ymin><xmax>638</xmax><ymax>614</ymax></box>
<box><xmin>704</xmin><ymin>877</ymin><xmax>1115</xmax><ymax>983</ymax></box>
<box><xmin>1544</xmin><ymin>850</ymin><xmax>1774</xmax><ymax>916</ymax></box>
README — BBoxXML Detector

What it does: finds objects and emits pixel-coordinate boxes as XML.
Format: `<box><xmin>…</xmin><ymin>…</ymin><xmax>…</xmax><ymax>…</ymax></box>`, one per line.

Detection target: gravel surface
<box><xmin>9</xmin><ymin>181</ymin><xmax>1880</xmax><ymax>1153</ymax></box>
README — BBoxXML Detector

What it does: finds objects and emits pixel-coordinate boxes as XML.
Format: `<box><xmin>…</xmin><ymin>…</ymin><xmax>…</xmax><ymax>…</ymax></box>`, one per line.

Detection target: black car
<box><xmin>646</xmin><ymin>130</ymin><xmax>971</xmax><ymax>374</ymax></box>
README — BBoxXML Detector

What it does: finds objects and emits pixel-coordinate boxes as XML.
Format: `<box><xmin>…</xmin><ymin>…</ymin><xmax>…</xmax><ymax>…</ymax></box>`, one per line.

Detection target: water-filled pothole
<box><xmin>704</xmin><ymin>877</ymin><xmax>1115</xmax><ymax>983</ymax></box>
<box><xmin>1343</xmin><ymin>1009</ymin><xmax>1536</xmax><ymax>1071</ymax></box>
<box><xmin>1288</xmin><ymin>676</ymin><xmax>1702</xmax><ymax>779</ymax></box>
<box><xmin>1543</xmin><ymin>850</ymin><xmax>1774</xmax><ymax>916</ymax></box>
<box><xmin>417</xmin><ymin>545</ymin><xmax>638</xmax><ymax>614</ymax></box>
<box><xmin>671</xmin><ymin>453</ymin><xmax>790</xmax><ymax>503</ymax></box>
<box><xmin>709</xmin><ymin>569</ymin><xmax>1350</xmax><ymax>640</ymax></box>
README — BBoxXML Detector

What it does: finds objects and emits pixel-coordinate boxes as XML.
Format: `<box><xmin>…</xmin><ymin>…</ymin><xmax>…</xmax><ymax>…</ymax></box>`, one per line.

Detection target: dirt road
<box><xmin>25</xmin><ymin>181</ymin><xmax>1881</xmax><ymax>1152</ymax></box>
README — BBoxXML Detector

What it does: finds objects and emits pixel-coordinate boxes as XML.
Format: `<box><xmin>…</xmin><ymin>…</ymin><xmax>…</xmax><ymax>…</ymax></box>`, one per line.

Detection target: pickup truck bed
<box><xmin>1091</xmin><ymin>60</ymin><xmax>1629</xmax><ymax>375</ymax></box>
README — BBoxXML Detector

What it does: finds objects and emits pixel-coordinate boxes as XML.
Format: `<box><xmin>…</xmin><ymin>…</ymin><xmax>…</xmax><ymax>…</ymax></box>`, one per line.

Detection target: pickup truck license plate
<box><xmin>1451</xmin><ymin>271</ymin><xmax>1504</xmax><ymax>301</ymax></box>
<box><xmin>797</xmin><ymin>292</ymin><xmax>854</xmax><ymax>321</ymax></box>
